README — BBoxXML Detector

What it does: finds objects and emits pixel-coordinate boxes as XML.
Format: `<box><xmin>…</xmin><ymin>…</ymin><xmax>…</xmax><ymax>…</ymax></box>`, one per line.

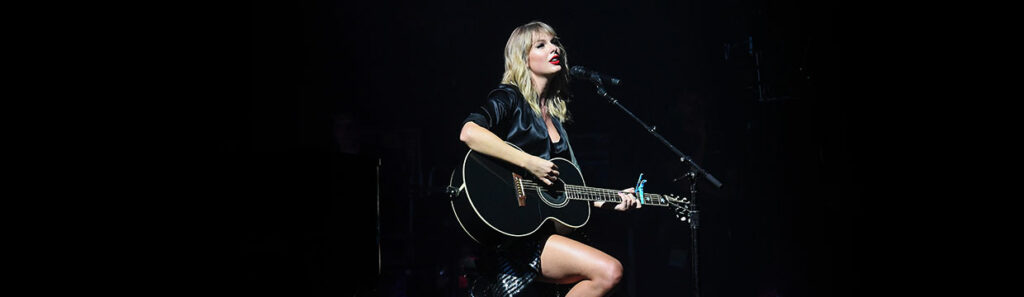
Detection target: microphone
<box><xmin>570</xmin><ymin>66</ymin><xmax>622</xmax><ymax>86</ymax></box>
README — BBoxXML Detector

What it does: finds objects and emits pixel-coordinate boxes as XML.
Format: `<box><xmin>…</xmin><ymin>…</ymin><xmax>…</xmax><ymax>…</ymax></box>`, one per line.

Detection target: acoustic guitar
<box><xmin>449</xmin><ymin>143</ymin><xmax>692</xmax><ymax>246</ymax></box>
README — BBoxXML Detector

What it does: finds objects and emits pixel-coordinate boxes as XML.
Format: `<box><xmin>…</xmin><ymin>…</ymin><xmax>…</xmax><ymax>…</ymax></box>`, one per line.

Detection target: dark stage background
<box><xmin>191</xmin><ymin>0</ymin><xmax>853</xmax><ymax>296</ymax></box>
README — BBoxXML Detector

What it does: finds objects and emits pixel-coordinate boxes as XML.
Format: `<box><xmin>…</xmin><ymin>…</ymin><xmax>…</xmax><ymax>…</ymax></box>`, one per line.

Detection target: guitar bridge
<box><xmin>511</xmin><ymin>173</ymin><xmax>527</xmax><ymax>207</ymax></box>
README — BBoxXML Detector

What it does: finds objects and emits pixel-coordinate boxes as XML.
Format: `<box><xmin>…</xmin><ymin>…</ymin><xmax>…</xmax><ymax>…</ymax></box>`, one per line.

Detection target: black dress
<box><xmin>463</xmin><ymin>84</ymin><xmax>578</xmax><ymax>166</ymax></box>
<box><xmin>463</xmin><ymin>84</ymin><xmax>583</xmax><ymax>297</ymax></box>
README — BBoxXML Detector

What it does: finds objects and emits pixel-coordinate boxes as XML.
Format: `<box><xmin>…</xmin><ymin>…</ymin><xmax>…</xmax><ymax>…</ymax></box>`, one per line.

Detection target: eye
<box><xmin>536</xmin><ymin>42</ymin><xmax>545</xmax><ymax>49</ymax></box>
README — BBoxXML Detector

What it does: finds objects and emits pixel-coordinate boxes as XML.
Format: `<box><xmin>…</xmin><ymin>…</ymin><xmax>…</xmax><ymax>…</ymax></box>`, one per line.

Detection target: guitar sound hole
<box><xmin>537</xmin><ymin>180</ymin><xmax>569</xmax><ymax>208</ymax></box>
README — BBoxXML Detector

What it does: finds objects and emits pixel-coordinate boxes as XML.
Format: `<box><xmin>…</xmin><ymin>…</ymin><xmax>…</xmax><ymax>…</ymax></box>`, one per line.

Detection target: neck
<box><xmin>519</xmin><ymin>180</ymin><xmax>670</xmax><ymax>207</ymax></box>
<box><xmin>530</xmin><ymin>73</ymin><xmax>549</xmax><ymax>97</ymax></box>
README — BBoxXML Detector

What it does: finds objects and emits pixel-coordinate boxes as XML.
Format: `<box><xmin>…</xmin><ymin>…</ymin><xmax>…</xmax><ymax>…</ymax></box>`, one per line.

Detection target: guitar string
<box><xmin>523</xmin><ymin>187</ymin><xmax>618</xmax><ymax>201</ymax></box>
<box><xmin>520</xmin><ymin>180</ymin><xmax>644</xmax><ymax>196</ymax></box>
<box><xmin>559</xmin><ymin>184</ymin><xmax>666</xmax><ymax>202</ymax></box>
<box><xmin>518</xmin><ymin>181</ymin><xmax>668</xmax><ymax>205</ymax></box>
<box><xmin>515</xmin><ymin>184</ymin><xmax>677</xmax><ymax>208</ymax></box>
<box><xmin>516</xmin><ymin>178</ymin><xmax>684</xmax><ymax>207</ymax></box>
<box><xmin>520</xmin><ymin>181</ymin><xmax>622</xmax><ymax>197</ymax></box>
<box><xmin>521</xmin><ymin>182</ymin><xmax>652</xmax><ymax>199</ymax></box>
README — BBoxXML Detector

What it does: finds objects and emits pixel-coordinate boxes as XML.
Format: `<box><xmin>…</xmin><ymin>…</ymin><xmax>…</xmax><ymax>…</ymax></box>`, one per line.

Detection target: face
<box><xmin>527</xmin><ymin>31</ymin><xmax>562</xmax><ymax>78</ymax></box>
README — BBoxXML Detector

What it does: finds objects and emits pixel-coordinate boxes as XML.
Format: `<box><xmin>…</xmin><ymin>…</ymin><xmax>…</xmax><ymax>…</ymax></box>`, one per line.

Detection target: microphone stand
<box><xmin>588</xmin><ymin>83</ymin><xmax>723</xmax><ymax>297</ymax></box>
<box><xmin>676</xmin><ymin>171</ymin><xmax>700</xmax><ymax>297</ymax></box>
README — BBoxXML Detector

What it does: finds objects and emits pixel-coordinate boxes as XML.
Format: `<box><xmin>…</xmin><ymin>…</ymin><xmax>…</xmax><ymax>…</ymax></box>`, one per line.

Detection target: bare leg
<box><xmin>536</xmin><ymin>234</ymin><xmax>623</xmax><ymax>297</ymax></box>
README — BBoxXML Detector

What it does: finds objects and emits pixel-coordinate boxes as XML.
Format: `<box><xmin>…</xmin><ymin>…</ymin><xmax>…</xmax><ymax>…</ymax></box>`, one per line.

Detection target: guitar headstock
<box><xmin>664</xmin><ymin>194</ymin><xmax>693</xmax><ymax>223</ymax></box>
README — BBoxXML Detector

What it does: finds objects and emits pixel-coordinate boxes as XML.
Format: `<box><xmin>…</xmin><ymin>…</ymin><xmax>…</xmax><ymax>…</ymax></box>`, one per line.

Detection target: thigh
<box><xmin>536</xmin><ymin>234</ymin><xmax>619</xmax><ymax>284</ymax></box>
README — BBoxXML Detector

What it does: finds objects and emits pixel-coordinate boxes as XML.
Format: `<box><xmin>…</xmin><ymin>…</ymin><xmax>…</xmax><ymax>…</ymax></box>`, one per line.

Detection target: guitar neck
<box><xmin>564</xmin><ymin>185</ymin><xmax>670</xmax><ymax>207</ymax></box>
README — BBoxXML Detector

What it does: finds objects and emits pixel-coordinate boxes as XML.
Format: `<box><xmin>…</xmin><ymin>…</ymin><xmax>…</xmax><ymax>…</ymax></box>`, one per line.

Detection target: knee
<box><xmin>594</xmin><ymin>258</ymin><xmax>623</xmax><ymax>290</ymax></box>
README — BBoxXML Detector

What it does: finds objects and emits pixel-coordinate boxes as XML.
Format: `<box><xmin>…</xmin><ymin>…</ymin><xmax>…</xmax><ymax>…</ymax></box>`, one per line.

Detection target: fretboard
<box><xmin>563</xmin><ymin>184</ymin><xmax>670</xmax><ymax>207</ymax></box>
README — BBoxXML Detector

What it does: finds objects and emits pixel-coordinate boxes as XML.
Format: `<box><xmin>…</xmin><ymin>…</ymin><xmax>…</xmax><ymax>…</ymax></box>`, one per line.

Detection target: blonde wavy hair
<box><xmin>501</xmin><ymin>21</ymin><xmax>572</xmax><ymax>123</ymax></box>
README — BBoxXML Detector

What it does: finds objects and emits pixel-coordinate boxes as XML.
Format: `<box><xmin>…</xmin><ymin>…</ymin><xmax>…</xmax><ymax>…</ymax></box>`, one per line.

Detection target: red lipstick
<box><xmin>549</xmin><ymin>54</ymin><xmax>561</xmax><ymax>65</ymax></box>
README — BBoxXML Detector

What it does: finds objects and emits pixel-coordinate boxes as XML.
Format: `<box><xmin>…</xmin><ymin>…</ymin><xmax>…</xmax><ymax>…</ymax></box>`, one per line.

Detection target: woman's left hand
<box><xmin>615</xmin><ymin>187</ymin><xmax>641</xmax><ymax>211</ymax></box>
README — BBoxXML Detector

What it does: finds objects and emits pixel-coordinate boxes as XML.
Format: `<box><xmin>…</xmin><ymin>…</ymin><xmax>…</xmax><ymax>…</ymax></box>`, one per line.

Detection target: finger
<box><xmin>541</xmin><ymin>177</ymin><xmax>552</xmax><ymax>186</ymax></box>
<box><xmin>551</xmin><ymin>163</ymin><xmax>559</xmax><ymax>170</ymax></box>
<box><xmin>551</xmin><ymin>170</ymin><xmax>559</xmax><ymax>176</ymax></box>
<box><xmin>623</xmin><ymin>187</ymin><xmax>635</xmax><ymax>193</ymax></box>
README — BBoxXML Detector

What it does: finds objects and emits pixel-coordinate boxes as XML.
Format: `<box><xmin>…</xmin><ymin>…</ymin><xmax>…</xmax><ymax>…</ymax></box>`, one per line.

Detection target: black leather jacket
<box><xmin>463</xmin><ymin>84</ymin><xmax>578</xmax><ymax>166</ymax></box>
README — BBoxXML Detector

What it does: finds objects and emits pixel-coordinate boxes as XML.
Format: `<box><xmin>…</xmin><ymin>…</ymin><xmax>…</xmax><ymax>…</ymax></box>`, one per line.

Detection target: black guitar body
<box><xmin>450</xmin><ymin>146</ymin><xmax>590</xmax><ymax>246</ymax></box>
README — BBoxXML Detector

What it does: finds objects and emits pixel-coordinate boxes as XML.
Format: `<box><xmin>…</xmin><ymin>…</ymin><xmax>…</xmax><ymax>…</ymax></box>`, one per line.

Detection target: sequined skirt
<box><xmin>469</xmin><ymin>227</ymin><xmax>589</xmax><ymax>297</ymax></box>
<box><xmin>470</xmin><ymin>233</ymin><xmax>544</xmax><ymax>297</ymax></box>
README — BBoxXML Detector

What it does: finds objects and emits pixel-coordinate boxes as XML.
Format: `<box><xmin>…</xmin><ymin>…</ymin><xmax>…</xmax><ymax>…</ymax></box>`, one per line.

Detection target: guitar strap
<box><xmin>563</xmin><ymin>129</ymin><xmax>579</xmax><ymax>169</ymax></box>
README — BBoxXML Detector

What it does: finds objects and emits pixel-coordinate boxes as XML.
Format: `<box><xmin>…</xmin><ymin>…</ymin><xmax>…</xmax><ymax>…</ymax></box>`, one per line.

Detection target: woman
<box><xmin>459</xmin><ymin>21</ymin><xmax>640</xmax><ymax>297</ymax></box>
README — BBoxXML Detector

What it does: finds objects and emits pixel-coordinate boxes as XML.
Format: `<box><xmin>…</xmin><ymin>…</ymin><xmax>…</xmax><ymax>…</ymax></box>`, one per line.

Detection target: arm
<box><xmin>460</xmin><ymin>121</ymin><xmax>560</xmax><ymax>185</ymax></box>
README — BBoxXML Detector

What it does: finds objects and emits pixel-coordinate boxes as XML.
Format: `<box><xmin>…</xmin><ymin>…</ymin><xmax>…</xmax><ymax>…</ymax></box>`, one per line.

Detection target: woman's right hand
<box><xmin>525</xmin><ymin>156</ymin><xmax>559</xmax><ymax>185</ymax></box>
